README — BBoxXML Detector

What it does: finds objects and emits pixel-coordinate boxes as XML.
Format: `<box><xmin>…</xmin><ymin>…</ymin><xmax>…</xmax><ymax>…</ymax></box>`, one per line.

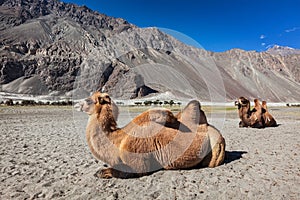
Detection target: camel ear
<box><xmin>98</xmin><ymin>94</ymin><xmax>111</xmax><ymax>105</ymax></box>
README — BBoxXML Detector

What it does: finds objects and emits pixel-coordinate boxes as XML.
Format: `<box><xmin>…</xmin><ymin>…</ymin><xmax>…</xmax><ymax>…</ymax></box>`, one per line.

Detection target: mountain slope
<box><xmin>213</xmin><ymin>49</ymin><xmax>300</xmax><ymax>101</ymax></box>
<box><xmin>1</xmin><ymin>0</ymin><xmax>300</xmax><ymax>102</ymax></box>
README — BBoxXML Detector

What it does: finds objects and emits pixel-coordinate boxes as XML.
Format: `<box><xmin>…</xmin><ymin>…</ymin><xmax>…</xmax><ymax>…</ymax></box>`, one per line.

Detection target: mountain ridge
<box><xmin>1</xmin><ymin>0</ymin><xmax>300</xmax><ymax>102</ymax></box>
<box><xmin>266</xmin><ymin>44</ymin><xmax>300</xmax><ymax>56</ymax></box>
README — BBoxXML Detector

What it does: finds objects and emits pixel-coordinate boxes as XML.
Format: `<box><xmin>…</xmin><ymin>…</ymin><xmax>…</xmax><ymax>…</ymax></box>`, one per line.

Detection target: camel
<box><xmin>262</xmin><ymin>101</ymin><xmax>277</xmax><ymax>127</ymax></box>
<box><xmin>235</xmin><ymin>97</ymin><xmax>277</xmax><ymax>128</ymax></box>
<box><xmin>235</xmin><ymin>97</ymin><xmax>264</xmax><ymax>128</ymax></box>
<box><xmin>75</xmin><ymin>91</ymin><xmax>225</xmax><ymax>178</ymax></box>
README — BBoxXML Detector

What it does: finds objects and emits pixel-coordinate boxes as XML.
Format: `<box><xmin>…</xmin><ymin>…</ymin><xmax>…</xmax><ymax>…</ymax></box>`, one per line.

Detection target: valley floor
<box><xmin>0</xmin><ymin>105</ymin><xmax>299</xmax><ymax>199</ymax></box>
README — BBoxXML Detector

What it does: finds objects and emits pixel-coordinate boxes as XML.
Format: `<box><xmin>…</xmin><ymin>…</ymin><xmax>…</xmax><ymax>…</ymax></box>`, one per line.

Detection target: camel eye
<box><xmin>85</xmin><ymin>98</ymin><xmax>95</xmax><ymax>105</ymax></box>
<box><xmin>241</xmin><ymin>100</ymin><xmax>247</xmax><ymax>104</ymax></box>
<box><xmin>98</xmin><ymin>95</ymin><xmax>111</xmax><ymax>104</ymax></box>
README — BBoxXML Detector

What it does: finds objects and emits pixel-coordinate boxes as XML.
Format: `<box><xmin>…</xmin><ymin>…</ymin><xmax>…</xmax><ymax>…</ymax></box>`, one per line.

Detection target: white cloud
<box><xmin>285</xmin><ymin>27</ymin><xmax>300</xmax><ymax>33</ymax></box>
<box><xmin>260</xmin><ymin>34</ymin><xmax>266</xmax><ymax>39</ymax></box>
<box><xmin>261</xmin><ymin>43</ymin><xmax>266</xmax><ymax>46</ymax></box>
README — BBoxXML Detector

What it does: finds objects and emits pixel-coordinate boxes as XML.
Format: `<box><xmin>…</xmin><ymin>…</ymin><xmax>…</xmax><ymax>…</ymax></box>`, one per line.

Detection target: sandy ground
<box><xmin>0</xmin><ymin>105</ymin><xmax>299</xmax><ymax>199</ymax></box>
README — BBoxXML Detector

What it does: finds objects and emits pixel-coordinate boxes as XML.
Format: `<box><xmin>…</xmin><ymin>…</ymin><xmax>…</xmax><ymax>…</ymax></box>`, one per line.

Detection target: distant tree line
<box><xmin>0</xmin><ymin>99</ymin><xmax>73</xmax><ymax>106</ymax></box>
<box><xmin>286</xmin><ymin>103</ymin><xmax>300</xmax><ymax>107</ymax></box>
<box><xmin>134</xmin><ymin>100</ymin><xmax>181</xmax><ymax>106</ymax></box>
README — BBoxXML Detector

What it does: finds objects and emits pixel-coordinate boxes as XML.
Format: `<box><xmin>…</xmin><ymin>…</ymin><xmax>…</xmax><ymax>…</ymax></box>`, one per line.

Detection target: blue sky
<box><xmin>63</xmin><ymin>0</ymin><xmax>300</xmax><ymax>52</ymax></box>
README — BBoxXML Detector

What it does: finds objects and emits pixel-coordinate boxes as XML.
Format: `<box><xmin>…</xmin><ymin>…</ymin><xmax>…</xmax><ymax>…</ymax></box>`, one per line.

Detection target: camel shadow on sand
<box><xmin>224</xmin><ymin>151</ymin><xmax>247</xmax><ymax>164</ymax></box>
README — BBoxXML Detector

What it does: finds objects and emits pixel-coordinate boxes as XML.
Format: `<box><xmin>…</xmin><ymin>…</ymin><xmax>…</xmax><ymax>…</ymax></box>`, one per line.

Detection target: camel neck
<box><xmin>240</xmin><ymin>106</ymin><xmax>251</xmax><ymax>126</ymax></box>
<box><xmin>239</xmin><ymin>105</ymin><xmax>250</xmax><ymax>117</ymax></box>
<box><xmin>97</xmin><ymin>105</ymin><xmax>118</xmax><ymax>132</ymax></box>
<box><xmin>86</xmin><ymin>113</ymin><xmax>121</xmax><ymax>165</ymax></box>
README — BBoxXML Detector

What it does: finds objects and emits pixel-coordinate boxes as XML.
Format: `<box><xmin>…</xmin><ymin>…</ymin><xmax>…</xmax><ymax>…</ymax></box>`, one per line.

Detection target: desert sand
<box><xmin>0</xmin><ymin>105</ymin><xmax>299</xmax><ymax>199</ymax></box>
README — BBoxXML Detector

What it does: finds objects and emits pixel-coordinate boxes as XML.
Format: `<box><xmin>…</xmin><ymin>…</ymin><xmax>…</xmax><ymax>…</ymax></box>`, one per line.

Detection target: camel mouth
<box><xmin>234</xmin><ymin>101</ymin><xmax>239</xmax><ymax>106</ymax></box>
<box><xmin>74</xmin><ymin>102</ymin><xmax>83</xmax><ymax>112</ymax></box>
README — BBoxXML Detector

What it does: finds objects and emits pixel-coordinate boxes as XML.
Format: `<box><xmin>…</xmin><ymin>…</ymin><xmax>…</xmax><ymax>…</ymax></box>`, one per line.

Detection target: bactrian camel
<box><xmin>75</xmin><ymin>92</ymin><xmax>225</xmax><ymax>178</ymax></box>
<box><xmin>235</xmin><ymin>96</ymin><xmax>277</xmax><ymax>128</ymax></box>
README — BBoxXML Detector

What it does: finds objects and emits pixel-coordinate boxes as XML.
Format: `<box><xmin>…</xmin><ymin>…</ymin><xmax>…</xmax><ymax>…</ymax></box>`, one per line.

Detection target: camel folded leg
<box><xmin>94</xmin><ymin>164</ymin><xmax>152</xmax><ymax>179</ymax></box>
<box><xmin>199</xmin><ymin>128</ymin><xmax>226</xmax><ymax>168</ymax></box>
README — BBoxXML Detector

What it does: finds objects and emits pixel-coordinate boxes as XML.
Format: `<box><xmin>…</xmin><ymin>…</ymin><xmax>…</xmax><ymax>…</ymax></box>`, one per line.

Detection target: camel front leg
<box><xmin>94</xmin><ymin>168</ymin><xmax>114</xmax><ymax>179</ymax></box>
<box><xmin>94</xmin><ymin>164</ymin><xmax>141</xmax><ymax>179</ymax></box>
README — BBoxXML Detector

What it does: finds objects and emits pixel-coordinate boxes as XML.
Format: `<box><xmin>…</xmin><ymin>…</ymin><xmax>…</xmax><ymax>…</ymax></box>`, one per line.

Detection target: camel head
<box><xmin>74</xmin><ymin>92</ymin><xmax>112</xmax><ymax>115</ymax></box>
<box><xmin>235</xmin><ymin>97</ymin><xmax>252</xmax><ymax>127</ymax></box>
<box><xmin>235</xmin><ymin>96</ymin><xmax>250</xmax><ymax>110</ymax></box>
<box><xmin>75</xmin><ymin>92</ymin><xmax>119</xmax><ymax>125</ymax></box>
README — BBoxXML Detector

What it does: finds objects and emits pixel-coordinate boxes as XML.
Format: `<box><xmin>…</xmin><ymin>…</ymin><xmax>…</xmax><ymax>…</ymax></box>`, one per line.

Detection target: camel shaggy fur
<box><xmin>75</xmin><ymin>92</ymin><xmax>225</xmax><ymax>178</ymax></box>
<box><xmin>235</xmin><ymin>97</ymin><xmax>277</xmax><ymax>128</ymax></box>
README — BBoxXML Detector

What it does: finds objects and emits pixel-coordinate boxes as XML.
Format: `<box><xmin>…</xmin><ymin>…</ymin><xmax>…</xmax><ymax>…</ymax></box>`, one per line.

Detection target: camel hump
<box><xmin>254</xmin><ymin>99</ymin><xmax>262</xmax><ymax>107</ymax></box>
<box><xmin>132</xmin><ymin>108</ymin><xmax>176</xmax><ymax>126</ymax></box>
<box><xmin>252</xmin><ymin>98</ymin><xmax>262</xmax><ymax>114</ymax></box>
<box><xmin>177</xmin><ymin>100</ymin><xmax>207</xmax><ymax>125</ymax></box>
<box><xmin>262</xmin><ymin>101</ymin><xmax>267</xmax><ymax>110</ymax></box>
<box><xmin>147</xmin><ymin>108</ymin><xmax>176</xmax><ymax>124</ymax></box>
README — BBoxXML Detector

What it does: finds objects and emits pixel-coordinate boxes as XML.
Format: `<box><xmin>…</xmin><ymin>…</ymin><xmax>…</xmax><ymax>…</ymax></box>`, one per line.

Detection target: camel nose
<box><xmin>234</xmin><ymin>101</ymin><xmax>239</xmax><ymax>106</ymax></box>
<box><xmin>74</xmin><ymin>102</ymin><xmax>83</xmax><ymax>112</ymax></box>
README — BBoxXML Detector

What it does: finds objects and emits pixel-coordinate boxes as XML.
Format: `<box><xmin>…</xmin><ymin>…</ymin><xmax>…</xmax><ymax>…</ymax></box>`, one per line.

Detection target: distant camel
<box><xmin>75</xmin><ymin>92</ymin><xmax>225</xmax><ymax>178</ymax></box>
<box><xmin>235</xmin><ymin>97</ymin><xmax>277</xmax><ymax>128</ymax></box>
<box><xmin>262</xmin><ymin>101</ymin><xmax>277</xmax><ymax>127</ymax></box>
<box><xmin>235</xmin><ymin>97</ymin><xmax>264</xmax><ymax>128</ymax></box>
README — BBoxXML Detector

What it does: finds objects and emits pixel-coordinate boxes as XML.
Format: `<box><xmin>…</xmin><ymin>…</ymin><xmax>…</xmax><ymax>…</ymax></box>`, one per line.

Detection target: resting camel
<box><xmin>262</xmin><ymin>101</ymin><xmax>277</xmax><ymax>127</ymax></box>
<box><xmin>235</xmin><ymin>97</ymin><xmax>264</xmax><ymax>128</ymax></box>
<box><xmin>75</xmin><ymin>91</ymin><xmax>225</xmax><ymax>178</ymax></box>
<box><xmin>235</xmin><ymin>97</ymin><xmax>277</xmax><ymax>128</ymax></box>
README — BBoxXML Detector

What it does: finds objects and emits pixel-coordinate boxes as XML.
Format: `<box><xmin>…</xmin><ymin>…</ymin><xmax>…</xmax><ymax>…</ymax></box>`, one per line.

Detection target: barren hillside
<box><xmin>1</xmin><ymin>0</ymin><xmax>300</xmax><ymax>102</ymax></box>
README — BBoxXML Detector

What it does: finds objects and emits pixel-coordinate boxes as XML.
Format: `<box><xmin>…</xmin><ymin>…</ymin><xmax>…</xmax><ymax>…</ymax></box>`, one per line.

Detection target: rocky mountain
<box><xmin>1</xmin><ymin>0</ymin><xmax>300</xmax><ymax>102</ymax></box>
